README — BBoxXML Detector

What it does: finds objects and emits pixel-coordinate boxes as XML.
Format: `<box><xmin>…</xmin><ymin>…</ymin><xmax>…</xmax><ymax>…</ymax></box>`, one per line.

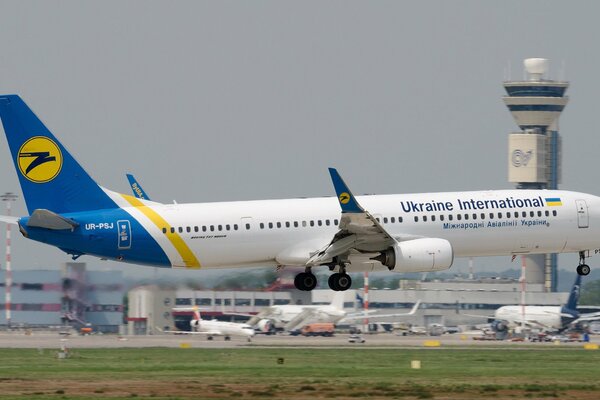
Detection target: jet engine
<box><xmin>372</xmin><ymin>238</ymin><xmax>453</xmax><ymax>272</ymax></box>
<box><xmin>255</xmin><ymin>319</ymin><xmax>276</xmax><ymax>335</ymax></box>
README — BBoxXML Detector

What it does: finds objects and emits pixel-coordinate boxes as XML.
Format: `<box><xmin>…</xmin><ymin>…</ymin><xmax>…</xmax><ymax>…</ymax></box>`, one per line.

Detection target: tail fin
<box><xmin>0</xmin><ymin>95</ymin><xmax>116</xmax><ymax>214</ymax></box>
<box><xmin>565</xmin><ymin>274</ymin><xmax>582</xmax><ymax>311</ymax></box>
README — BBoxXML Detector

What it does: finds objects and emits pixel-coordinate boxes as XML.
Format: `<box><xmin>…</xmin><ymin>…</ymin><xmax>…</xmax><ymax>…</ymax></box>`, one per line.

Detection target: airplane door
<box><xmin>118</xmin><ymin>220</ymin><xmax>132</xmax><ymax>249</ymax></box>
<box><xmin>576</xmin><ymin>200</ymin><xmax>589</xmax><ymax>228</ymax></box>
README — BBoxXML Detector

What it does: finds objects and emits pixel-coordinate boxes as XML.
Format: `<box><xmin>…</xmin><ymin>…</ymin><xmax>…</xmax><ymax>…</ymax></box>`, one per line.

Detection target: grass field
<box><xmin>0</xmin><ymin>347</ymin><xmax>599</xmax><ymax>399</ymax></box>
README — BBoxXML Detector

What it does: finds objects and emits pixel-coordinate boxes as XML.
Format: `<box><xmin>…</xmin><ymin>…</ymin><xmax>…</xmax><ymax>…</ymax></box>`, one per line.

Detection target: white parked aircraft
<box><xmin>467</xmin><ymin>275</ymin><xmax>600</xmax><ymax>332</ymax></box>
<box><xmin>246</xmin><ymin>292</ymin><xmax>420</xmax><ymax>331</ymax></box>
<box><xmin>493</xmin><ymin>275</ymin><xmax>600</xmax><ymax>332</ymax></box>
<box><xmin>0</xmin><ymin>95</ymin><xmax>599</xmax><ymax>292</ymax></box>
<box><xmin>167</xmin><ymin>307</ymin><xmax>255</xmax><ymax>341</ymax></box>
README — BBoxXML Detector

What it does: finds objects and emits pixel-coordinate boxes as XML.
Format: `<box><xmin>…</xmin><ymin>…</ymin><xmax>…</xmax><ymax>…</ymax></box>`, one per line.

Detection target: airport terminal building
<box><xmin>0</xmin><ymin>263</ymin><xmax>124</xmax><ymax>332</ymax></box>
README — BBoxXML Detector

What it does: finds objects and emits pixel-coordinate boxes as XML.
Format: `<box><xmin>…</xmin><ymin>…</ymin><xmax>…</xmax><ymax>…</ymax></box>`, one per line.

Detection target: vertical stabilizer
<box><xmin>0</xmin><ymin>95</ymin><xmax>116</xmax><ymax>214</ymax></box>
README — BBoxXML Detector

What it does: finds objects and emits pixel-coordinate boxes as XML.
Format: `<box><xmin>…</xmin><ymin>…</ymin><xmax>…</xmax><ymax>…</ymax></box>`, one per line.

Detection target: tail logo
<box><xmin>339</xmin><ymin>192</ymin><xmax>350</xmax><ymax>204</ymax></box>
<box><xmin>17</xmin><ymin>136</ymin><xmax>63</xmax><ymax>183</ymax></box>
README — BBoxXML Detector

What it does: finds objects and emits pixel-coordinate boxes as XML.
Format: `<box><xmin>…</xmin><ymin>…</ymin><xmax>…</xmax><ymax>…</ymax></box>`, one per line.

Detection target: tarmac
<box><xmin>0</xmin><ymin>331</ymin><xmax>597</xmax><ymax>349</ymax></box>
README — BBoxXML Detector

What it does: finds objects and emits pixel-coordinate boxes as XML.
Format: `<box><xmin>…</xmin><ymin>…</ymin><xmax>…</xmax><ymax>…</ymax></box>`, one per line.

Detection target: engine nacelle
<box><xmin>373</xmin><ymin>238</ymin><xmax>454</xmax><ymax>273</ymax></box>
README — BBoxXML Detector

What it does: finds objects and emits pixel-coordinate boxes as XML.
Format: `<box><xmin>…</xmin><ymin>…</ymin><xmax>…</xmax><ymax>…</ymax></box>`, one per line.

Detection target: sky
<box><xmin>0</xmin><ymin>1</ymin><xmax>599</xmax><ymax>279</ymax></box>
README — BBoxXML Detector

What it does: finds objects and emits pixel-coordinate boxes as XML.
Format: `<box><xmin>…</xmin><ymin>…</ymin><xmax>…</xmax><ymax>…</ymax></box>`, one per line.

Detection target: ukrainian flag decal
<box><xmin>545</xmin><ymin>197</ymin><xmax>562</xmax><ymax>207</ymax></box>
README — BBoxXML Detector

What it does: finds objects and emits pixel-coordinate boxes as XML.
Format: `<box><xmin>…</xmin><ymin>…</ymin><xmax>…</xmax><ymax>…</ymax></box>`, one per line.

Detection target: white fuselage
<box><xmin>112</xmin><ymin>189</ymin><xmax>600</xmax><ymax>271</ymax></box>
<box><xmin>191</xmin><ymin>318</ymin><xmax>255</xmax><ymax>338</ymax></box>
<box><xmin>495</xmin><ymin>306</ymin><xmax>563</xmax><ymax>330</ymax></box>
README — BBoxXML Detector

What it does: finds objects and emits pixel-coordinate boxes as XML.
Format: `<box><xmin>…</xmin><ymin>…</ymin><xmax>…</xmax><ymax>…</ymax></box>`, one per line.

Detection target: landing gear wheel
<box><xmin>224</xmin><ymin>336</ymin><xmax>231</xmax><ymax>341</ymax></box>
<box><xmin>294</xmin><ymin>272</ymin><xmax>318</xmax><ymax>291</ymax></box>
<box><xmin>337</xmin><ymin>273</ymin><xmax>352</xmax><ymax>291</ymax></box>
<box><xmin>577</xmin><ymin>264</ymin><xmax>591</xmax><ymax>276</ymax></box>
<box><xmin>328</xmin><ymin>273</ymin><xmax>341</xmax><ymax>291</ymax></box>
<box><xmin>328</xmin><ymin>273</ymin><xmax>352</xmax><ymax>291</ymax></box>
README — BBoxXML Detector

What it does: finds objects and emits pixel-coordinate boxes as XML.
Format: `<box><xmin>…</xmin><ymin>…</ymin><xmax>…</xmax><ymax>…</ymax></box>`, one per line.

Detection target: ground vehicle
<box><xmin>300</xmin><ymin>323</ymin><xmax>335</xmax><ymax>337</ymax></box>
<box><xmin>348</xmin><ymin>334</ymin><xmax>365</xmax><ymax>343</ymax></box>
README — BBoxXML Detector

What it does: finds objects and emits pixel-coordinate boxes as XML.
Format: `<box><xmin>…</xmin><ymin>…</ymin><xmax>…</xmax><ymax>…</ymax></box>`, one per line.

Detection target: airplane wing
<box><xmin>340</xmin><ymin>301</ymin><xmax>421</xmax><ymax>322</ymax></box>
<box><xmin>574</xmin><ymin>312</ymin><xmax>600</xmax><ymax>322</ymax></box>
<box><xmin>306</xmin><ymin>168</ymin><xmax>396</xmax><ymax>267</ymax></box>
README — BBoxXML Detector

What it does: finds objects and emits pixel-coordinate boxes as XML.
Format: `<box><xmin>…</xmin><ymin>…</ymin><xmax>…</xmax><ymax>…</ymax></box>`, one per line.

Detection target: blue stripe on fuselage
<box><xmin>20</xmin><ymin>208</ymin><xmax>171</xmax><ymax>267</ymax></box>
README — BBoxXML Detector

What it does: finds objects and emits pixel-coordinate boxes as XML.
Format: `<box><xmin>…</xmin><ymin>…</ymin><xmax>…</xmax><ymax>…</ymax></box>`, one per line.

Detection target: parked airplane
<box><xmin>166</xmin><ymin>306</ymin><xmax>255</xmax><ymax>341</ymax></box>
<box><xmin>468</xmin><ymin>275</ymin><xmax>600</xmax><ymax>332</ymax></box>
<box><xmin>0</xmin><ymin>95</ymin><xmax>599</xmax><ymax>291</ymax></box>
<box><xmin>244</xmin><ymin>292</ymin><xmax>420</xmax><ymax>331</ymax></box>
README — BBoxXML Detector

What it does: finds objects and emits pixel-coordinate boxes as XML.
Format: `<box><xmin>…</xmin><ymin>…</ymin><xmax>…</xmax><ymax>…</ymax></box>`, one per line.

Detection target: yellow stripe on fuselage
<box><xmin>121</xmin><ymin>194</ymin><xmax>201</xmax><ymax>268</ymax></box>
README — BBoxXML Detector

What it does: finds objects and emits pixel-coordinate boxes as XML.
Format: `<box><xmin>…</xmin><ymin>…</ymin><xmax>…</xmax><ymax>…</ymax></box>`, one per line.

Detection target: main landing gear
<box><xmin>293</xmin><ymin>263</ymin><xmax>353</xmax><ymax>291</ymax></box>
<box><xmin>577</xmin><ymin>251</ymin><xmax>591</xmax><ymax>276</ymax></box>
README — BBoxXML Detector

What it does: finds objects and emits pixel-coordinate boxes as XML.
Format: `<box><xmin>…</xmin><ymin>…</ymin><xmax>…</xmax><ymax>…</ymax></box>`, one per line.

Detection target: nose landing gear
<box><xmin>577</xmin><ymin>251</ymin><xmax>591</xmax><ymax>276</ymax></box>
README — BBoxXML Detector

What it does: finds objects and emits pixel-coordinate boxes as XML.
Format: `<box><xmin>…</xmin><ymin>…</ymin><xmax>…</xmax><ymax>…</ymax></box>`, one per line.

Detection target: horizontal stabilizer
<box><xmin>0</xmin><ymin>215</ymin><xmax>18</xmax><ymax>225</ymax></box>
<box><xmin>26</xmin><ymin>209</ymin><xmax>79</xmax><ymax>230</ymax></box>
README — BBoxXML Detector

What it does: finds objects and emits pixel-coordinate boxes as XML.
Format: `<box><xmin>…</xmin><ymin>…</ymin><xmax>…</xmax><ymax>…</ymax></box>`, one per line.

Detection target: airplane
<box><xmin>166</xmin><ymin>306</ymin><xmax>255</xmax><ymax>341</ymax></box>
<box><xmin>243</xmin><ymin>291</ymin><xmax>420</xmax><ymax>331</ymax></box>
<box><xmin>0</xmin><ymin>94</ymin><xmax>599</xmax><ymax>292</ymax></box>
<box><xmin>467</xmin><ymin>274</ymin><xmax>600</xmax><ymax>332</ymax></box>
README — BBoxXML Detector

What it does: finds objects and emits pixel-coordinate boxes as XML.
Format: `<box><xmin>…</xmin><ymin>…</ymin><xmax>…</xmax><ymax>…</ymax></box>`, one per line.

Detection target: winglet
<box><xmin>328</xmin><ymin>168</ymin><xmax>363</xmax><ymax>213</ymax></box>
<box><xmin>126</xmin><ymin>173</ymin><xmax>151</xmax><ymax>200</ymax></box>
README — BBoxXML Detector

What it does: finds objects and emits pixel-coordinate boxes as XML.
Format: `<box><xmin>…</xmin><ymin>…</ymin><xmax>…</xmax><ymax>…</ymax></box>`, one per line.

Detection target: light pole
<box><xmin>1</xmin><ymin>192</ymin><xmax>18</xmax><ymax>329</ymax></box>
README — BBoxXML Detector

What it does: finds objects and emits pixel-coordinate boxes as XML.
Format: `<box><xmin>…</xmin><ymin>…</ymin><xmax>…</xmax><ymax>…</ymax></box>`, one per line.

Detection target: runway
<box><xmin>0</xmin><ymin>331</ymin><xmax>596</xmax><ymax>349</ymax></box>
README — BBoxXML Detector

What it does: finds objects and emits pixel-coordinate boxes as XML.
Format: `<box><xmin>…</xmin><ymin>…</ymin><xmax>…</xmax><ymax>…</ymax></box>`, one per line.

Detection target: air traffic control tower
<box><xmin>503</xmin><ymin>58</ymin><xmax>568</xmax><ymax>292</ymax></box>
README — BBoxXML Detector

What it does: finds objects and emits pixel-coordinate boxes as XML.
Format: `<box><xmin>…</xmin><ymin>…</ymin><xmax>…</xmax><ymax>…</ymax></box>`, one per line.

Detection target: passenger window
<box><xmin>162</xmin><ymin>228</ymin><xmax>167</xmax><ymax>234</ymax></box>
<box><xmin>275</xmin><ymin>222</ymin><xmax>280</xmax><ymax>228</ymax></box>
<box><xmin>302</xmin><ymin>221</ymin><xmax>307</xmax><ymax>227</ymax></box>
<box><xmin>431</xmin><ymin>215</ymin><xmax>436</xmax><ymax>222</ymax></box>
<box><xmin>210</xmin><ymin>225</ymin><xmax>215</xmax><ymax>232</ymax></box>
<box><xmin>414</xmin><ymin>216</ymin><xmax>419</xmax><ymax>222</ymax></box>
<box><xmin>310</xmin><ymin>221</ymin><xmax>314</xmax><ymax>227</ymax></box>
<box><xmin>202</xmin><ymin>226</ymin><xmax>207</xmax><ymax>232</ymax></box>
<box><xmin>383</xmin><ymin>217</ymin><xmax>388</xmax><ymax>224</ymax></box>
<box><xmin>489</xmin><ymin>213</ymin><xmax>494</xmax><ymax>219</ymax></box>
<box><xmin>285</xmin><ymin>221</ymin><xmax>290</xmax><ymax>228</ymax></box>
<box><xmin>325</xmin><ymin>220</ymin><xmax>330</xmax><ymax>226</ymax></box>
<box><xmin>391</xmin><ymin>217</ymin><xmax>395</xmax><ymax>223</ymax></box>
<box><xmin>375</xmin><ymin>217</ymin><xmax>380</xmax><ymax>222</ymax></box>
<box><xmin>269</xmin><ymin>222</ymin><xmax>273</xmax><ymax>229</ymax></box>
<box><xmin>218</xmin><ymin>225</ymin><xmax>222</xmax><ymax>231</ymax></box>
<box><xmin>545</xmin><ymin>210</ymin><xmax>549</xmax><ymax>217</ymax></box>
<box><xmin>440</xmin><ymin>215</ymin><xmax>444</xmax><ymax>221</ymax></box>
<box><xmin>234</xmin><ymin>224</ymin><xmax>238</xmax><ymax>231</ymax></box>
<box><xmin>448</xmin><ymin>215</ymin><xmax>453</xmax><ymax>221</ymax></box>
<box><xmin>464</xmin><ymin>214</ymin><xmax>469</xmax><ymax>220</ymax></box>
<box><xmin>472</xmin><ymin>214</ymin><xmax>477</xmax><ymax>220</ymax></box>
<box><xmin>334</xmin><ymin>219</ymin><xmax>339</xmax><ymax>225</ymax></box>
<box><xmin>186</xmin><ymin>227</ymin><xmax>191</xmax><ymax>233</ymax></box>
<box><xmin>457</xmin><ymin>214</ymin><xmax>462</xmax><ymax>221</ymax></box>
<box><xmin>170</xmin><ymin>227</ymin><xmax>175</xmax><ymax>233</ymax></box>
<box><xmin>552</xmin><ymin>210</ymin><xmax>557</xmax><ymax>216</ymax></box>
<box><xmin>226</xmin><ymin>224</ymin><xmax>230</xmax><ymax>231</ymax></box>
<box><xmin>318</xmin><ymin>220</ymin><xmax>322</xmax><ymax>226</ymax></box>
<box><xmin>423</xmin><ymin>216</ymin><xmax>428</xmax><ymax>222</ymax></box>
<box><xmin>178</xmin><ymin>227</ymin><xmax>183</xmax><ymax>233</ymax></box>
<box><xmin>537</xmin><ymin>211</ymin><xmax>542</xmax><ymax>217</ymax></box>
<box><xmin>480</xmin><ymin>213</ymin><xmax>485</xmax><ymax>219</ymax></box>
<box><xmin>522</xmin><ymin>211</ymin><xmax>526</xmax><ymax>218</ymax></box>
<box><xmin>245</xmin><ymin>223</ymin><xmax>250</xmax><ymax>230</ymax></box>
<box><xmin>194</xmin><ymin>226</ymin><xmax>199</xmax><ymax>232</ymax></box>
<box><xmin>498</xmin><ymin>213</ymin><xmax>502</xmax><ymax>219</ymax></box>
<box><xmin>294</xmin><ymin>221</ymin><xmax>298</xmax><ymax>228</ymax></box>
<box><xmin>260</xmin><ymin>223</ymin><xmax>265</xmax><ymax>229</ymax></box>
<box><xmin>530</xmin><ymin>211</ymin><xmax>535</xmax><ymax>217</ymax></box>
<box><xmin>399</xmin><ymin>217</ymin><xmax>403</xmax><ymax>223</ymax></box>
